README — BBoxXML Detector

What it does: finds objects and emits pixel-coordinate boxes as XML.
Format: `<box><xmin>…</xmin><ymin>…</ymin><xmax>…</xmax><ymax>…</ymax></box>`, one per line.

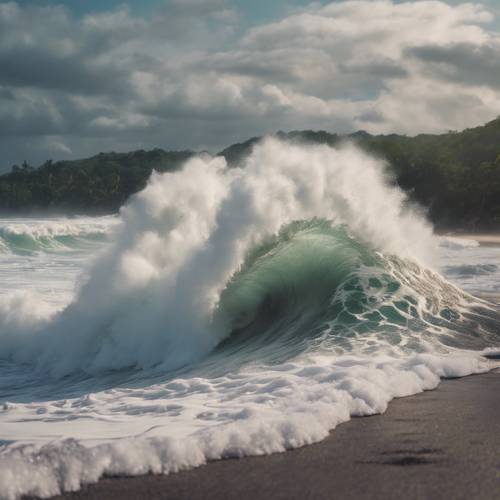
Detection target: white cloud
<box><xmin>1</xmin><ymin>0</ymin><xmax>500</xmax><ymax>167</ymax></box>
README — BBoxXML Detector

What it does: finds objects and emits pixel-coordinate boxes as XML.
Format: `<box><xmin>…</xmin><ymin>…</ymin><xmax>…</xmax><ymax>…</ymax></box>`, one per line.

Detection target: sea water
<box><xmin>0</xmin><ymin>139</ymin><xmax>498</xmax><ymax>499</ymax></box>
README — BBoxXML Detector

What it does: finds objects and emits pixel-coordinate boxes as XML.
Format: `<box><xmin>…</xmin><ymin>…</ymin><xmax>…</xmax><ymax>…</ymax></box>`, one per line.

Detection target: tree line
<box><xmin>1</xmin><ymin>118</ymin><xmax>500</xmax><ymax>230</ymax></box>
<box><xmin>0</xmin><ymin>149</ymin><xmax>194</xmax><ymax>214</ymax></box>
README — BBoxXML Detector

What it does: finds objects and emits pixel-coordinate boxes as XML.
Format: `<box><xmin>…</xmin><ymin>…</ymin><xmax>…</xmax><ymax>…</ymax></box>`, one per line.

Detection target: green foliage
<box><xmin>354</xmin><ymin>118</ymin><xmax>500</xmax><ymax>229</ymax></box>
<box><xmin>1</xmin><ymin>118</ymin><xmax>500</xmax><ymax>229</ymax></box>
<box><xmin>0</xmin><ymin>149</ymin><xmax>194</xmax><ymax>214</ymax></box>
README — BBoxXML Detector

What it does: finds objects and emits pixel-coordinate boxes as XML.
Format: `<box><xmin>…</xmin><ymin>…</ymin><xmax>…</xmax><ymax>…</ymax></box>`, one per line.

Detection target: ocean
<box><xmin>0</xmin><ymin>139</ymin><xmax>499</xmax><ymax>499</ymax></box>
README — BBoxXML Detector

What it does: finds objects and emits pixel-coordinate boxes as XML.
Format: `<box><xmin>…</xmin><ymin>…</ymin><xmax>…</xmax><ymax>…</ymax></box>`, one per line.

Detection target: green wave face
<box><xmin>213</xmin><ymin>220</ymin><xmax>500</xmax><ymax>365</ymax></box>
<box><xmin>0</xmin><ymin>229</ymin><xmax>108</xmax><ymax>254</ymax></box>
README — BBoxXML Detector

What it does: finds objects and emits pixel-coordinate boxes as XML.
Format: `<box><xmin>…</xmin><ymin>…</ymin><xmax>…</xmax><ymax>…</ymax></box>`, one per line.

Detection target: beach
<box><xmin>51</xmin><ymin>369</ymin><xmax>500</xmax><ymax>500</ymax></box>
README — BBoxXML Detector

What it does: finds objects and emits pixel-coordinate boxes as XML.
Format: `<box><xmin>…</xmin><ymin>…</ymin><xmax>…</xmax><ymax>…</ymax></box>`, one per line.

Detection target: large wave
<box><xmin>0</xmin><ymin>139</ymin><xmax>499</xmax><ymax>500</ymax></box>
<box><xmin>0</xmin><ymin>138</ymin><xmax>441</xmax><ymax>376</ymax></box>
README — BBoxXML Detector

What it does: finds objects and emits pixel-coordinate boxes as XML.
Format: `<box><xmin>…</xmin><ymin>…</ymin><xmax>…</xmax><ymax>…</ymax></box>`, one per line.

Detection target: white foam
<box><xmin>0</xmin><ymin>215</ymin><xmax>119</xmax><ymax>240</ymax></box>
<box><xmin>0</xmin><ymin>351</ymin><xmax>491</xmax><ymax>500</ymax></box>
<box><xmin>0</xmin><ymin>139</ymin><xmax>436</xmax><ymax>377</ymax></box>
<box><xmin>439</xmin><ymin>235</ymin><xmax>480</xmax><ymax>250</ymax></box>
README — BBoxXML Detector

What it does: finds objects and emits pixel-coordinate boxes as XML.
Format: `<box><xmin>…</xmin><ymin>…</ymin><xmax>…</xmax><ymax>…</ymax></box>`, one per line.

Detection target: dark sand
<box><xmin>51</xmin><ymin>370</ymin><xmax>500</xmax><ymax>500</ymax></box>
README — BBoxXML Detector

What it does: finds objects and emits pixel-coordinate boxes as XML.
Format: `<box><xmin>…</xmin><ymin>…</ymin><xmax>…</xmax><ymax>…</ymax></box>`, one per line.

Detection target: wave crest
<box><xmin>0</xmin><ymin>217</ymin><xmax>118</xmax><ymax>254</ymax></box>
<box><xmin>0</xmin><ymin>139</ymin><xmax>491</xmax><ymax>378</ymax></box>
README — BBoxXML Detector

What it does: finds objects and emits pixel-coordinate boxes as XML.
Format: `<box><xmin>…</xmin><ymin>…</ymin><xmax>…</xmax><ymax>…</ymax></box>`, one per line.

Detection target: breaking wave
<box><xmin>0</xmin><ymin>139</ymin><xmax>498</xmax><ymax>499</ymax></box>
<box><xmin>0</xmin><ymin>217</ymin><xmax>118</xmax><ymax>254</ymax></box>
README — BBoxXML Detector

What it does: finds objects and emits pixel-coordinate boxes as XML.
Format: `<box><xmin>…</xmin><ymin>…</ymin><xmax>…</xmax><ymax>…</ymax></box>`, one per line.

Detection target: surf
<box><xmin>0</xmin><ymin>138</ymin><xmax>439</xmax><ymax>376</ymax></box>
<box><xmin>0</xmin><ymin>216</ymin><xmax>118</xmax><ymax>255</ymax></box>
<box><xmin>0</xmin><ymin>139</ymin><xmax>498</xmax><ymax>500</ymax></box>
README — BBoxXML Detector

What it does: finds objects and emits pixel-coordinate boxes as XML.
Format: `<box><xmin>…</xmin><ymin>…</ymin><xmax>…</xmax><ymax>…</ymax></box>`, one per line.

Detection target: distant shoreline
<box><xmin>440</xmin><ymin>232</ymin><xmax>500</xmax><ymax>246</ymax></box>
<box><xmin>3</xmin><ymin>118</ymin><xmax>500</xmax><ymax>230</ymax></box>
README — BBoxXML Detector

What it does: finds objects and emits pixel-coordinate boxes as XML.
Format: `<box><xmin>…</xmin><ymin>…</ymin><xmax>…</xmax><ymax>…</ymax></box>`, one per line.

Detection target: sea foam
<box><xmin>0</xmin><ymin>352</ymin><xmax>491</xmax><ymax>500</ymax></box>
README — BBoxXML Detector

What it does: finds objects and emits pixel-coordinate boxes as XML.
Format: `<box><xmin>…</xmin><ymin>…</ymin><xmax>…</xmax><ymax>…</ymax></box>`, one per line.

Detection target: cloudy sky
<box><xmin>2</xmin><ymin>0</ymin><xmax>500</xmax><ymax>170</ymax></box>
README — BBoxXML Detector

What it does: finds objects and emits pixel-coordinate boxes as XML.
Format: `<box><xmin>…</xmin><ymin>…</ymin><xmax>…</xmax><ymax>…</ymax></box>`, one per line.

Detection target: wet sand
<box><xmin>51</xmin><ymin>369</ymin><xmax>500</xmax><ymax>500</ymax></box>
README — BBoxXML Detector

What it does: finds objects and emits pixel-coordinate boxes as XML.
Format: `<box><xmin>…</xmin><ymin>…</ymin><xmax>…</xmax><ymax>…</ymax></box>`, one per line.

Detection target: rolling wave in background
<box><xmin>0</xmin><ymin>217</ymin><xmax>117</xmax><ymax>254</ymax></box>
<box><xmin>0</xmin><ymin>139</ymin><xmax>499</xmax><ymax>499</ymax></box>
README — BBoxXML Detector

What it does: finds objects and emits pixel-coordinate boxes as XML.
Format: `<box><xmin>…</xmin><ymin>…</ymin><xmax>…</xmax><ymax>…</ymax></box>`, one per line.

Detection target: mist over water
<box><xmin>0</xmin><ymin>140</ymin><xmax>498</xmax><ymax>500</ymax></box>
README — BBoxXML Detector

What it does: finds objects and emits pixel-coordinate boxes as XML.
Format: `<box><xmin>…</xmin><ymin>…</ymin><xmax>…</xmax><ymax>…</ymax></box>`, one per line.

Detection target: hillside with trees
<box><xmin>0</xmin><ymin>149</ymin><xmax>194</xmax><ymax>214</ymax></box>
<box><xmin>1</xmin><ymin>118</ymin><xmax>500</xmax><ymax>230</ymax></box>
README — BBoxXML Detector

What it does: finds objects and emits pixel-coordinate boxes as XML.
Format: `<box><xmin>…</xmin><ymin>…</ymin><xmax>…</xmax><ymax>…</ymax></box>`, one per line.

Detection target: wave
<box><xmin>214</xmin><ymin>220</ymin><xmax>499</xmax><ymax>364</ymax></box>
<box><xmin>0</xmin><ymin>139</ymin><xmax>499</xmax><ymax>499</ymax></box>
<box><xmin>0</xmin><ymin>138</ymin><xmax>442</xmax><ymax>377</ymax></box>
<box><xmin>0</xmin><ymin>216</ymin><xmax>119</xmax><ymax>254</ymax></box>
<box><xmin>0</xmin><ymin>139</ymin><xmax>497</xmax><ymax>376</ymax></box>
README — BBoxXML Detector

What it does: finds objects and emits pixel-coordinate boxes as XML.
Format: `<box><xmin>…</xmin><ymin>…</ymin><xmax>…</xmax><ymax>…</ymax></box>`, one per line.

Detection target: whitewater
<box><xmin>0</xmin><ymin>139</ymin><xmax>499</xmax><ymax>499</ymax></box>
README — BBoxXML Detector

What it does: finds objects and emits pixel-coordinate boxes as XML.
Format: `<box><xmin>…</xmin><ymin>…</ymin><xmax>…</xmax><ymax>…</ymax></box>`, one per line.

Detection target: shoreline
<box><xmin>440</xmin><ymin>232</ymin><xmax>500</xmax><ymax>247</ymax></box>
<box><xmin>50</xmin><ymin>369</ymin><xmax>500</xmax><ymax>500</ymax></box>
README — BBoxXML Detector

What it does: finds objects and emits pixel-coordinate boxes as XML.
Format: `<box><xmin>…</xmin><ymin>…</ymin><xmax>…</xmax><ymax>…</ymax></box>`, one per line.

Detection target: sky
<box><xmin>2</xmin><ymin>0</ymin><xmax>500</xmax><ymax>169</ymax></box>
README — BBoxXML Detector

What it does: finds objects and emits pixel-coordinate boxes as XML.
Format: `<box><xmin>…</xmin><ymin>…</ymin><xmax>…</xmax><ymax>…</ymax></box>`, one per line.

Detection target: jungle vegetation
<box><xmin>1</xmin><ymin>118</ymin><xmax>500</xmax><ymax>230</ymax></box>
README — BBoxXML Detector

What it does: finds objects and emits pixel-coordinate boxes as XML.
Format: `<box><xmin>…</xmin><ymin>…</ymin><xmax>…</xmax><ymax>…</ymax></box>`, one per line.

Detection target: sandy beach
<box><xmin>49</xmin><ymin>369</ymin><xmax>500</xmax><ymax>500</ymax></box>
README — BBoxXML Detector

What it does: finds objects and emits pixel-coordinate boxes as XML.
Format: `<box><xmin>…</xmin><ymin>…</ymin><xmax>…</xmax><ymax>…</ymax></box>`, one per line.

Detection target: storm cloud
<box><xmin>1</xmin><ymin>0</ymin><xmax>500</xmax><ymax>169</ymax></box>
